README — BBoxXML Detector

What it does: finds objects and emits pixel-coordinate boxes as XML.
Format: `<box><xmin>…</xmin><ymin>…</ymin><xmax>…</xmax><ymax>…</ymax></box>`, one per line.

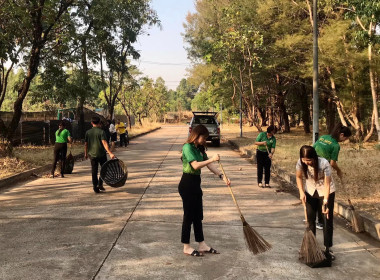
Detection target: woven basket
<box><xmin>63</xmin><ymin>152</ymin><xmax>74</xmax><ymax>174</ymax></box>
<box><xmin>100</xmin><ymin>158</ymin><xmax>128</xmax><ymax>188</ymax></box>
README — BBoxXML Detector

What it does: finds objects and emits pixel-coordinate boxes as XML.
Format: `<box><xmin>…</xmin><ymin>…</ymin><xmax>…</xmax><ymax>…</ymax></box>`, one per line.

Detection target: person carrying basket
<box><xmin>85</xmin><ymin>116</ymin><xmax>115</xmax><ymax>193</ymax></box>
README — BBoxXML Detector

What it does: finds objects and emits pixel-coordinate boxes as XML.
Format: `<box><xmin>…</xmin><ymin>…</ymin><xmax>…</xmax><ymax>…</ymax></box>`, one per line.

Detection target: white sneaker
<box><xmin>316</xmin><ymin>222</ymin><xmax>323</xmax><ymax>230</ymax></box>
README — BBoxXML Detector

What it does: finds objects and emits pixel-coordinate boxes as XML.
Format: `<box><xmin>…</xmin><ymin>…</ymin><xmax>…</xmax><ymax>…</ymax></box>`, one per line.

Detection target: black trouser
<box><xmin>90</xmin><ymin>155</ymin><xmax>107</xmax><ymax>187</ymax></box>
<box><xmin>256</xmin><ymin>150</ymin><xmax>271</xmax><ymax>184</ymax></box>
<box><xmin>120</xmin><ymin>133</ymin><xmax>127</xmax><ymax>147</ymax></box>
<box><xmin>178</xmin><ymin>173</ymin><xmax>204</xmax><ymax>244</ymax></box>
<box><xmin>52</xmin><ymin>142</ymin><xmax>67</xmax><ymax>175</ymax></box>
<box><xmin>306</xmin><ymin>191</ymin><xmax>335</xmax><ymax>248</ymax></box>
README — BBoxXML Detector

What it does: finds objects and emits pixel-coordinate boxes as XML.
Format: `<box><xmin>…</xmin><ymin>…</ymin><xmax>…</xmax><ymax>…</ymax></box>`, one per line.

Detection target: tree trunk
<box><xmin>368</xmin><ymin>42</ymin><xmax>380</xmax><ymax>143</ymax></box>
<box><xmin>300</xmin><ymin>79</ymin><xmax>311</xmax><ymax>133</ymax></box>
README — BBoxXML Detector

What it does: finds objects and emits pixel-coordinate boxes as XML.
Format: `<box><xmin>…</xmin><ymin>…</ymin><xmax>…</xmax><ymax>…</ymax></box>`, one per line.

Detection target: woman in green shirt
<box><xmin>51</xmin><ymin>121</ymin><xmax>72</xmax><ymax>178</ymax></box>
<box><xmin>179</xmin><ymin>124</ymin><xmax>230</xmax><ymax>257</ymax></box>
<box><xmin>255</xmin><ymin>125</ymin><xmax>277</xmax><ymax>188</ymax></box>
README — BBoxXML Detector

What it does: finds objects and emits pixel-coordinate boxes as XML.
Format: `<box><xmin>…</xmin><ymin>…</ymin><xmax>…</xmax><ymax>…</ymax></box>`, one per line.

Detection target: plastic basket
<box><xmin>100</xmin><ymin>158</ymin><xmax>128</xmax><ymax>188</ymax></box>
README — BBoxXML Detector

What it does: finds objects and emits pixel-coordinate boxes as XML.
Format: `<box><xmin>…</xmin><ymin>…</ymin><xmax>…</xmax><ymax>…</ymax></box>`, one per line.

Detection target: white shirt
<box><xmin>296</xmin><ymin>157</ymin><xmax>335</xmax><ymax>196</ymax></box>
<box><xmin>109</xmin><ymin>123</ymin><xmax>116</xmax><ymax>134</ymax></box>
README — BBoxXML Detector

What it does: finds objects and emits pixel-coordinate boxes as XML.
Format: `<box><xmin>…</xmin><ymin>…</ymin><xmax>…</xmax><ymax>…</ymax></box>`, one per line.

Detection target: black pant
<box><xmin>178</xmin><ymin>173</ymin><xmax>204</xmax><ymax>244</ymax></box>
<box><xmin>52</xmin><ymin>142</ymin><xmax>67</xmax><ymax>175</ymax></box>
<box><xmin>256</xmin><ymin>150</ymin><xmax>271</xmax><ymax>184</ymax></box>
<box><xmin>306</xmin><ymin>191</ymin><xmax>335</xmax><ymax>248</ymax></box>
<box><xmin>120</xmin><ymin>133</ymin><xmax>127</xmax><ymax>147</ymax></box>
<box><xmin>90</xmin><ymin>155</ymin><xmax>107</xmax><ymax>187</ymax></box>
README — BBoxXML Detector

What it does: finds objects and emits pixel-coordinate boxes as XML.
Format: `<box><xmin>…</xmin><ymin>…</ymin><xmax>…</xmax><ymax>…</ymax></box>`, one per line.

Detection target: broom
<box><xmin>218</xmin><ymin>161</ymin><xmax>272</xmax><ymax>255</ymax></box>
<box><xmin>299</xmin><ymin>202</ymin><xmax>326</xmax><ymax>264</ymax></box>
<box><xmin>343</xmin><ymin>180</ymin><xmax>364</xmax><ymax>233</ymax></box>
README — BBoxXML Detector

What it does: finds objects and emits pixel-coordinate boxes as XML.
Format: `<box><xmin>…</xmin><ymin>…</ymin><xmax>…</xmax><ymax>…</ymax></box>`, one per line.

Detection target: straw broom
<box><xmin>218</xmin><ymin>161</ymin><xmax>271</xmax><ymax>255</ymax></box>
<box><xmin>340</xmin><ymin>179</ymin><xmax>364</xmax><ymax>233</ymax></box>
<box><xmin>299</xmin><ymin>202</ymin><xmax>326</xmax><ymax>264</ymax></box>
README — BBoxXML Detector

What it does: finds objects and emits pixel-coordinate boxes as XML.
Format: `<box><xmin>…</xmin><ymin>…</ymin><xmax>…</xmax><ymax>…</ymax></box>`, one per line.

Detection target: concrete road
<box><xmin>0</xmin><ymin>125</ymin><xmax>379</xmax><ymax>280</ymax></box>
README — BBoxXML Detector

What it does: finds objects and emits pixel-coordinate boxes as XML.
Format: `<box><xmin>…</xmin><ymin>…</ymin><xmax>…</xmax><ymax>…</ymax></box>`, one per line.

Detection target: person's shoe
<box><xmin>93</xmin><ymin>186</ymin><xmax>100</xmax><ymax>193</ymax></box>
<box><xmin>258</xmin><ymin>183</ymin><xmax>264</xmax><ymax>188</ymax></box>
<box><xmin>265</xmin><ymin>184</ymin><xmax>271</xmax><ymax>188</ymax></box>
<box><xmin>98</xmin><ymin>184</ymin><xmax>105</xmax><ymax>191</ymax></box>
<box><xmin>316</xmin><ymin>222</ymin><xmax>324</xmax><ymax>230</ymax></box>
<box><xmin>60</xmin><ymin>174</ymin><xmax>64</xmax><ymax>178</ymax></box>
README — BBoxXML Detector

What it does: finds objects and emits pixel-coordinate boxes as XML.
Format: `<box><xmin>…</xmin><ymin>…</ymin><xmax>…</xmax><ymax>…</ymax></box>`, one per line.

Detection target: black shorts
<box><xmin>111</xmin><ymin>133</ymin><xmax>117</xmax><ymax>142</ymax></box>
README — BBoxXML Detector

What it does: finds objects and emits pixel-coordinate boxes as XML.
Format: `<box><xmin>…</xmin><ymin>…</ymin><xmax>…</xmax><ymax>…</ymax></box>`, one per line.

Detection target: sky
<box><xmin>131</xmin><ymin>0</ymin><xmax>196</xmax><ymax>90</ymax></box>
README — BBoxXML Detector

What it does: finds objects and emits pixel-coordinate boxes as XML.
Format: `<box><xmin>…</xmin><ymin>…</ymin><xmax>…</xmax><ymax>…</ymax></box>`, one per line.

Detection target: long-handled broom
<box><xmin>343</xmin><ymin>180</ymin><xmax>364</xmax><ymax>233</ymax></box>
<box><xmin>218</xmin><ymin>161</ymin><xmax>272</xmax><ymax>255</ymax></box>
<box><xmin>299</xmin><ymin>202</ymin><xmax>326</xmax><ymax>264</ymax></box>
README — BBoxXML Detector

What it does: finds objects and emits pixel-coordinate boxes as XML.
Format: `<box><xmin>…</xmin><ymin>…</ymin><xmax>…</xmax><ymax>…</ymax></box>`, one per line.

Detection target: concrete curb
<box><xmin>0</xmin><ymin>127</ymin><xmax>161</xmax><ymax>191</ymax></box>
<box><xmin>227</xmin><ymin>139</ymin><xmax>380</xmax><ymax>242</ymax></box>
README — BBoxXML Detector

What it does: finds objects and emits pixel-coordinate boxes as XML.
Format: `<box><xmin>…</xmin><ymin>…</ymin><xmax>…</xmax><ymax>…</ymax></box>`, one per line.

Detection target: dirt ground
<box><xmin>221</xmin><ymin>124</ymin><xmax>380</xmax><ymax>220</ymax></box>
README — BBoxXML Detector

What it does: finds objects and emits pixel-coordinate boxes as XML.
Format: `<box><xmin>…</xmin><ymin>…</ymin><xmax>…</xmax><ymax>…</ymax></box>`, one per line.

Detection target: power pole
<box><xmin>312</xmin><ymin>0</ymin><xmax>319</xmax><ymax>144</ymax></box>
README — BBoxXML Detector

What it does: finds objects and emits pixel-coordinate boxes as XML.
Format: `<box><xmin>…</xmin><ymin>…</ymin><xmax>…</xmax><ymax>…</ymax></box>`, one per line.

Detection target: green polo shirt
<box><xmin>55</xmin><ymin>129</ymin><xmax>70</xmax><ymax>143</ymax></box>
<box><xmin>255</xmin><ymin>132</ymin><xmax>276</xmax><ymax>152</ymax></box>
<box><xmin>85</xmin><ymin>127</ymin><xmax>107</xmax><ymax>158</ymax></box>
<box><xmin>182</xmin><ymin>143</ymin><xmax>208</xmax><ymax>175</ymax></box>
<box><xmin>313</xmin><ymin>134</ymin><xmax>340</xmax><ymax>162</ymax></box>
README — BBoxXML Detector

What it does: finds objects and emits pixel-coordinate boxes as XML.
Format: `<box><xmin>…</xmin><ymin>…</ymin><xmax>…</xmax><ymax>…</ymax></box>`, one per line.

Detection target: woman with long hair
<box><xmin>296</xmin><ymin>145</ymin><xmax>336</xmax><ymax>264</ymax></box>
<box><xmin>179</xmin><ymin>124</ymin><xmax>230</xmax><ymax>257</ymax></box>
<box><xmin>51</xmin><ymin>121</ymin><xmax>72</xmax><ymax>178</ymax></box>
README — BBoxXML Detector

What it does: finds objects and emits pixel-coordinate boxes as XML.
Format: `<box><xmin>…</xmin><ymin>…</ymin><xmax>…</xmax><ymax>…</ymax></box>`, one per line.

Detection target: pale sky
<box><xmin>132</xmin><ymin>0</ymin><xmax>196</xmax><ymax>90</ymax></box>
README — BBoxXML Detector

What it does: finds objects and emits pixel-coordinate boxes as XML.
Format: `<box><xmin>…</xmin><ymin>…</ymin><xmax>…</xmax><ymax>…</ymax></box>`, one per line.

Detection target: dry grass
<box><xmin>222</xmin><ymin>124</ymin><xmax>380</xmax><ymax>220</ymax></box>
<box><xmin>0</xmin><ymin>124</ymin><xmax>161</xmax><ymax>180</ymax></box>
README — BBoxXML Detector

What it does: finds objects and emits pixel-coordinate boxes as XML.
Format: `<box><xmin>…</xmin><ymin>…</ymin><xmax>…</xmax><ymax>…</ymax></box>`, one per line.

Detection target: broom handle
<box><xmin>218</xmin><ymin>161</ymin><xmax>244</xmax><ymax>218</ymax></box>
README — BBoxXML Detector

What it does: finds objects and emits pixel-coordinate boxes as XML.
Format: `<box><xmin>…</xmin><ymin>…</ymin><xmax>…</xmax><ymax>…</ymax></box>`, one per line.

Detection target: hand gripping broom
<box><xmin>218</xmin><ymin>161</ymin><xmax>272</xmax><ymax>255</ymax></box>
<box><xmin>299</xmin><ymin>202</ymin><xmax>326</xmax><ymax>264</ymax></box>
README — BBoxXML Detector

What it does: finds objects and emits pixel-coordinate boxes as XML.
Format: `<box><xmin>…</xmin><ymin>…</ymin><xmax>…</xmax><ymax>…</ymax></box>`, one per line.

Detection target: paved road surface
<box><xmin>1</xmin><ymin>125</ymin><xmax>379</xmax><ymax>279</ymax></box>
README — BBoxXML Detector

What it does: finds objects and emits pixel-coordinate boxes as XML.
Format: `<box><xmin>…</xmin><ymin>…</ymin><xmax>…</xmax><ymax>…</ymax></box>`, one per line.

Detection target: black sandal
<box><xmin>202</xmin><ymin>247</ymin><xmax>220</xmax><ymax>254</ymax></box>
<box><xmin>185</xmin><ymin>250</ymin><xmax>204</xmax><ymax>257</ymax></box>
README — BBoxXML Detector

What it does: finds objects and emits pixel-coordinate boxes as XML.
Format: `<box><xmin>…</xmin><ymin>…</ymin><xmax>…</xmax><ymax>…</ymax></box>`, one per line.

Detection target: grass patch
<box><xmin>222</xmin><ymin>124</ymin><xmax>380</xmax><ymax>220</ymax></box>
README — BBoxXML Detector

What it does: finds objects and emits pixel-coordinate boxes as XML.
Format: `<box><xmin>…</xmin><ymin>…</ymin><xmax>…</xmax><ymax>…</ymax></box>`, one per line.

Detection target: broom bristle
<box><xmin>299</xmin><ymin>227</ymin><xmax>325</xmax><ymax>264</ymax></box>
<box><xmin>351</xmin><ymin>210</ymin><xmax>365</xmax><ymax>233</ymax></box>
<box><xmin>242</xmin><ymin>221</ymin><xmax>272</xmax><ymax>255</ymax></box>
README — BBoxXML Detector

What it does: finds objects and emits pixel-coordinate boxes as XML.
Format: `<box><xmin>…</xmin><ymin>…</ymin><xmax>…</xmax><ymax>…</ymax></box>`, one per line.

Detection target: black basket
<box><xmin>100</xmin><ymin>158</ymin><xmax>128</xmax><ymax>188</ymax></box>
<box><xmin>63</xmin><ymin>152</ymin><xmax>74</xmax><ymax>174</ymax></box>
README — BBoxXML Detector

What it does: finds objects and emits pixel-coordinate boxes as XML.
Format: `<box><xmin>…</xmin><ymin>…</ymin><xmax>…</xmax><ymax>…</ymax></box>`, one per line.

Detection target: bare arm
<box><xmin>255</xmin><ymin>141</ymin><xmax>267</xmax><ymax>146</ymax></box>
<box><xmin>330</xmin><ymin>160</ymin><xmax>342</xmax><ymax>179</ymax></box>
<box><xmin>322</xmin><ymin>175</ymin><xmax>332</xmax><ymax>219</ymax></box>
<box><xmin>67</xmin><ymin>136</ymin><xmax>73</xmax><ymax>144</ymax></box>
<box><xmin>84</xmin><ymin>142</ymin><xmax>88</xmax><ymax>159</ymax></box>
<box><xmin>296</xmin><ymin>170</ymin><xmax>306</xmax><ymax>204</ymax></box>
<box><xmin>190</xmin><ymin>154</ymin><xmax>219</xmax><ymax>170</ymax></box>
<box><xmin>102</xmin><ymin>140</ymin><xmax>115</xmax><ymax>159</ymax></box>
<box><xmin>207</xmin><ymin>162</ymin><xmax>231</xmax><ymax>186</ymax></box>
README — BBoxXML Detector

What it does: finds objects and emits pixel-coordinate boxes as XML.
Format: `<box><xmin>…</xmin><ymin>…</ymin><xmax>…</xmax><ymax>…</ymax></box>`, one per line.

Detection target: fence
<box><xmin>2</xmin><ymin>120</ymin><xmax>94</xmax><ymax>146</ymax></box>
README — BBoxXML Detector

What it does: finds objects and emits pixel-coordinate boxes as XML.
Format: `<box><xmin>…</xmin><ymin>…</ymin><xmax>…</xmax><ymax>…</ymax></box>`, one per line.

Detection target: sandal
<box><xmin>201</xmin><ymin>247</ymin><xmax>220</xmax><ymax>254</ymax></box>
<box><xmin>258</xmin><ymin>183</ymin><xmax>264</xmax><ymax>188</ymax></box>
<box><xmin>265</xmin><ymin>184</ymin><xmax>271</xmax><ymax>188</ymax></box>
<box><xmin>184</xmin><ymin>250</ymin><xmax>204</xmax><ymax>257</ymax></box>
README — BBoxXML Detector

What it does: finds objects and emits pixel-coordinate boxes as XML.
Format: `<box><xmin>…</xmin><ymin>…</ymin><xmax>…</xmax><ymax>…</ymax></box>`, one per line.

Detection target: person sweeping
<box><xmin>254</xmin><ymin>125</ymin><xmax>276</xmax><ymax>188</ymax></box>
<box><xmin>313</xmin><ymin>124</ymin><xmax>352</xmax><ymax>231</ymax></box>
<box><xmin>179</xmin><ymin>124</ymin><xmax>230</xmax><ymax>257</ymax></box>
<box><xmin>296</xmin><ymin>145</ymin><xmax>336</xmax><ymax>265</ymax></box>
